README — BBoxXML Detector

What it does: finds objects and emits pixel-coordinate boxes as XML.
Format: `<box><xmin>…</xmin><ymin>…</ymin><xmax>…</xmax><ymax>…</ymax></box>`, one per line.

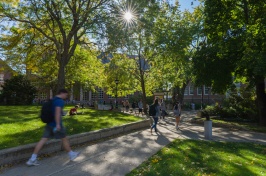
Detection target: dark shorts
<box><xmin>139</xmin><ymin>108</ymin><xmax>143</xmax><ymax>112</ymax></box>
<box><xmin>42</xmin><ymin>125</ymin><xmax>66</xmax><ymax>139</ymax></box>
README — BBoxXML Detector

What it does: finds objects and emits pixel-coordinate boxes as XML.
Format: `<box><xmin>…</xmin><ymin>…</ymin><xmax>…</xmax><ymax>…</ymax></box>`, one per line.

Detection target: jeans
<box><xmin>151</xmin><ymin>117</ymin><xmax>158</xmax><ymax>131</ymax></box>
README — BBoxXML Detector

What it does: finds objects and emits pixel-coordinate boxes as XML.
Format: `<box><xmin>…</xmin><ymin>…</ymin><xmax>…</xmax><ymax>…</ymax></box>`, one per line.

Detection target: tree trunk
<box><xmin>172</xmin><ymin>87</ymin><xmax>178</xmax><ymax>103</ymax></box>
<box><xmin>171</xmin><ymin>83</ymin><xmax>188</xmax><ymax>105</ymax></box>
<box><xmin>140</xmin><ymin>72</ymin><xmax>148</xmax><ymax>114</ymax></box>
<box><xmin>57</xmin><ymin>62</ymin><xmax>66</xmax><ymax>92</ymax></box>
<box><xmin>179</xmin><ymin>83</ymin><xmax>188</xmax><ymax>104</ymax></box>
<box><xmin>255</xmin><ymin>76</ymin><xmax>266</xmax><ymax>126</ymax></box>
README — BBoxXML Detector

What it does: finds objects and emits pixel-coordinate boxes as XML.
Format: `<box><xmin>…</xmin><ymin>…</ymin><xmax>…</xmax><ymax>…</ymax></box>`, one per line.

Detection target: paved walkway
<box><xmin>1</xmin><ymin>111</ymin><xmax>266</xmax><ymax>176</ymax></box>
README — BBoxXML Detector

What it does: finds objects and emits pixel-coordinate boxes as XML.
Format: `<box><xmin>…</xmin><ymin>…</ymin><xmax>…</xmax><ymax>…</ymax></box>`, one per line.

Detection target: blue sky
<box><xmin>174</xmin><ymin>0</ymin><xmax>201</xmax><ymax>12</ymax></box>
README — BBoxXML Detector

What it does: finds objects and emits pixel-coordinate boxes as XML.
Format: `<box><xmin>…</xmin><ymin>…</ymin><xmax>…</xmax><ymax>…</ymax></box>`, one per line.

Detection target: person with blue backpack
<box><xmin>26</xmin><ymin>89</ymin><xmax>80</xmax><ymax>166</ymax></box>
<box><xmin>149</xmin><ymin>98</ymin><xmax>160</xmax><ymax>133</ymax></box>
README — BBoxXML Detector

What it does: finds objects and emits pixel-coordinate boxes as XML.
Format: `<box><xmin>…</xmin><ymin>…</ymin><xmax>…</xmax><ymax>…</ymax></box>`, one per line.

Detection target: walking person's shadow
<box><xmin>154</xmin><ymin>130</ymin><xmax>171</xmax><ymax>145</ymax></box>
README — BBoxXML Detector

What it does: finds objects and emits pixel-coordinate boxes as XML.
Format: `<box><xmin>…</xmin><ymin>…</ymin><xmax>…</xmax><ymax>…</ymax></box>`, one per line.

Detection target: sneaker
<box><xmin>26</xmin><ymin>159</ymin><xmax>39</xmax><ymax>166</ymax></box>
<box><xmin>70</xmin><ymin>152</ymin><xmax>80</xmax><ymax>161</ymax></box>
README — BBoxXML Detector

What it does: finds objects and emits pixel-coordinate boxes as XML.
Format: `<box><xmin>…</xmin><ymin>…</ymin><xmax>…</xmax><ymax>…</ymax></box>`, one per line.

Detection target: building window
<box><xmin>0</xmin><ymin>74</ymin><xmax>4</xmax><ymax>83</ymax></box>
<box><xmin>189</xmin><ymin>85</ymin><xmax>194</xmax><ymax>95</ymax></box>
<box><xmin>204</xmin><ymin>86</ymin><xmax>211</xmax><ymax>95</ymax></box>
<box><xmin>197</xmin><ymin>87</ymin><xmax>203</xmax><ymax>95</ymax></box>
<box><xmin>108</xmin><ymin>94</ymin><xmax>114</xmax><ymax>99</ymax></box>
<box><xmin>92</xmin><ymin>88</ymin><xmax>104</xmax><ymax>99</ymax></box>
<box><xmin>92</xmin><ymin>92</ymin><xmax>96</xmax><ymax>99</ymax></box>
<box><xmin>184</xmin><ymin>86</ymin><xmax>189</xmax><ymax>95</ymax></box>
<box><xmin>40</xmin><ymin>92</ymin><xmax>46</xmax><ymax>100</ymax></box>
<box><xmin>83</xmin><ymin>92</ymin><xmax>89</xmax><ymax>101</ymax></box>
<box><xmin>98</xmin><ymin>88</ymin><xmax>103</xmax><ymax>99</ymax></box>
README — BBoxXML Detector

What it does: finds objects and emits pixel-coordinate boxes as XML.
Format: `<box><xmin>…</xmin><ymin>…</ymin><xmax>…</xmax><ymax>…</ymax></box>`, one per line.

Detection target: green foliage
<box><xmin>0</xmin><ymin>0</ymin><xmax>114</xmax><ymax>90</ymax></box>
<box><xmin>65</xmin><ymin>46</ymin><xmax>105</xmax><ymax>90</ymax></box>
<box><xmin>103</xmin><ymin>54</ymin><xmax>141</xmax><ymax>97</ymax></box>
<box><xmin>205</xmin><ymin>104</ymin><xmax>222</xmax><ymax>116</ymax></box>
<box><xmin>196</xmin><ymin>0</ymin><xmax>266</xmax><ymax>125</ymax></box>
<box><xmin>222</xmin><ymin>85</ymin><xmax>258</xmax><ymax>121</ymax></box>
<box><xmin>0</xmin><ymin>105</ymin><xmax>142</xmax><ymax>150</ymax></box>
<box><xmin>205</xmin><ymin>85</ymin><xmax>258</xmax><ymax>121</ymax></box>
<box><xmin>128</xmin><ymin>139</ymin><xmax>266</xmax><ymax>176</ymax></box>
<box><xmin>0</xmin><ymin>75</ymin><xmax>37</xmax><ymax>105</ymax></box>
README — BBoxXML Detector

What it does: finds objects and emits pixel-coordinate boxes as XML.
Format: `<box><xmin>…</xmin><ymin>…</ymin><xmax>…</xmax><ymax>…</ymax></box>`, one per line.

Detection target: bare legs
<box><xmin>33</xmin><ymin>138</ymin><xmax>48</xmax><ymax>154</ymax></box>
<box><xmin>33</xmin><ymin>137</ymin><xmax>71</xmax><ymax>154</ymax></box>
<box><xmin>175</xmin><ymin>116</ymin><xmax>180</xmax><ymax>128</ymax></box>
<box><xmin>61</xmin><ymin>137</ymin><xmax>71</xmax><ymax>152</ymax></box>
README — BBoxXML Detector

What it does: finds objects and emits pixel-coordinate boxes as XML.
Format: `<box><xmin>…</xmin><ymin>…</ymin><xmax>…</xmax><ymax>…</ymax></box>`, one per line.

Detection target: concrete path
<box><xmin>1</xmin><ymin>111</ymin><xmax>266</xmax><ymax>176</ymax></box>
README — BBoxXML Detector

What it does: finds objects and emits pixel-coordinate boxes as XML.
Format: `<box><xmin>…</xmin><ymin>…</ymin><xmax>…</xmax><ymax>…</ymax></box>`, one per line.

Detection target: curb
<box><xmin>0</xmin><ymin>119</ymin><xmax>150</xmax><ymax>167</ymax></box>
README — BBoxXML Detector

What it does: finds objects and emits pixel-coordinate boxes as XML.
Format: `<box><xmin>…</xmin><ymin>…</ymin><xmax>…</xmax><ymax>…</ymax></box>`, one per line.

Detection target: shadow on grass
<box><xmin>0</xmin><ymin>106</ymin><xmax>41</xmax><ymax>124</ymax></box>
<box><xmin>128</xmin><ymin>140</ymin><xmax>266</xmax><ymax>176</ymax></box>
<box><xmin>0</xmin><ymin>107</ymin><xmax>143</xmax><ymax>150</ymax></box>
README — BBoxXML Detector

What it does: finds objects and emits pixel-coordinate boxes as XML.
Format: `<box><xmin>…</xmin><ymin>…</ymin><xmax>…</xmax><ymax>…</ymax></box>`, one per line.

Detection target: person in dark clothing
<box><xmin>150</xmin><ymin>99</ymin><xmax>160</xmax><ymax>133</ymax></box>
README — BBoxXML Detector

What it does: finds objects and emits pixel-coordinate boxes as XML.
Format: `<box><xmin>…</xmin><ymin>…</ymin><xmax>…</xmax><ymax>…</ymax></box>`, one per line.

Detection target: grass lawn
<box><xmin>0</xmin><ymin>105</ymin><xmax>142</xmax><ymax>150</ymax></box>
<box><xmin>127</xmin><ymin>139</ymin><xmax>266</xmax><ymax>176</ymax></box>
<box><xmin>193</xmin><ymin>117</ymin><xmax>266</xmax><ymax>134</ymax></box>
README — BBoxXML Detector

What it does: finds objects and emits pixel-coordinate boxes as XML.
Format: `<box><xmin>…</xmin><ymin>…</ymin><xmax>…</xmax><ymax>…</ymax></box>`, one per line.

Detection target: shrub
<box><xmin>0</xmin><ymin>75</ymin><xmax>37</xmax><ymax>105</ymax></box>
<box><xmin>205</xmin><ymin>85</ymin><xmax>258</xmax><ymax>121</ymax></box>
<box><xmin>205</xmin><ymin>105</ymin><xmax>221</xmax><ymax>116</ymax></box>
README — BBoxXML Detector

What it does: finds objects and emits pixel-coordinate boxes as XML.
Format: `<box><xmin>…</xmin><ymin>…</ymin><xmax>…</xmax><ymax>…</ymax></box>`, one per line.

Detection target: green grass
<box><xmin>193</xmin><ymin>117</ymin><xmax>266</xmax><ymax>134</ymax></box>
<box><xmin>127</xmin><ymin>139</ymin><xmax>266</xmax><ymax>176</ymax></box>
<box><xmin>0</xmin><ymin>105</ymin><xmax>142</xmax><ymax>150</ymax></box>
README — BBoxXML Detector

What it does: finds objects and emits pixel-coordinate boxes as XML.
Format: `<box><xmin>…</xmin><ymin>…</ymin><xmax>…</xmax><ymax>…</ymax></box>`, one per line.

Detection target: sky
<box><xmin>174</xmin><ymin>0</ymin><xmax>201</xmax><ymax>12</ymax></box>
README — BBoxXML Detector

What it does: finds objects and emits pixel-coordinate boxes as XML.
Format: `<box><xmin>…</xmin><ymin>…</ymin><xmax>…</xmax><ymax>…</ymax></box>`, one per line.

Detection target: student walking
<box><xmin>173</xmin><ymin>101</ymin><xmax>181</xmax><ymax>129</ymax></box>
<box><xmin>160</xmin><ymin>100</ymin><xmax>167</xmax><ymax>119</ymax></box>
<box><xmin>26</xmin><ymin>89</ymin><xmax>80</xmax><ymax>166</ymax></box>
<box><xmin>150</xmin><ymin>99</ymin><xmax>160</xmax><ymax>133</ymax></box>
<box><xmin>138</xmin><ymin>100</ymin><xmax>143</xmax><ymax>116</ymax></box>
<box><xmin>125</xmin><ymin>100</ymin><xmax>130</xmax><ymax>112</ymax></box>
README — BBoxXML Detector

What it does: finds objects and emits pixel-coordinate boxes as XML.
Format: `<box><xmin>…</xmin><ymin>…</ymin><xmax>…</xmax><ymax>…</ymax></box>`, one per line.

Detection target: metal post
<box><xmin>115</xmin><ymin>79</ymin><xmax>119</xmax><ymax>109</ymax></box>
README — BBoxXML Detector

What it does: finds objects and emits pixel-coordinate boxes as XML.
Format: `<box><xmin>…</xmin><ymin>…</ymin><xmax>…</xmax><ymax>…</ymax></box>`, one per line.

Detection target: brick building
<box><xmin>183</xmin><ymin>82</ymin><xmax>225</xmax><ymax>105</ymax></box>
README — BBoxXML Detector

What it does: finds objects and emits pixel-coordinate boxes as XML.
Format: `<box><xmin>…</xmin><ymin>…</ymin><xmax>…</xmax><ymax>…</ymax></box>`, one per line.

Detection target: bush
<box><xmin>205</xmin><ymin>105</ymin><xmax>221</xmax><ymax>116</ymax></box>
<box><xmin>220</xmin><ymin>107</ymin><xmax>237</xmax><ymax>119</ymax></box>
<box><xmin>204</xmin><ymin>85</ymin><xmax>259</xmax><ymax>122</ymax></box>
<box><xmin>0</xmin><ymin>75</ymin><xmax>37</xmax><ymax>105</ymax></box>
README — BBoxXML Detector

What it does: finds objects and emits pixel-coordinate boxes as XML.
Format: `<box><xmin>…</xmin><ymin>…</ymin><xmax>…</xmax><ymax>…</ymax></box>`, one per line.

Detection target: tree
<box><xmin>104</xmin><ymin>0</ymin><xmax>161</xmax><ymax>113</ymax></box>
<box><xmin>197</xmin><ymin>0</ymin><xmax>266</xmax><ymax>126</ymax></box>
<box><xmin>151</xmin><ymin>2</ymin><xmax>202</xmax><ymax>104</ymax></box>
<box><xmin>102</xmin><ymin>54</ymin><xmax>140</xmax><ymax>97</ymax></box>
<box><xmin>0</xmin><ymin>0</ymin><xmax>111</xmax><ymax>91</ymax></box>
<box><xmin>1</xmin><ymin>75</ymin><xmax>37</xmax><ymax>105</ymax></box>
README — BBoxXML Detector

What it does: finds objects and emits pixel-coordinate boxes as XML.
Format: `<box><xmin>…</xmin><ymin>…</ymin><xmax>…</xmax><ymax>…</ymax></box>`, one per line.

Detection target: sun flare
<box><xmin>124</xmin><ymin>11</ymin><xmax>133</xmax><ymax>22</ymax></box>
<box><xmin>117</xmin><ymin>1</ymin><xmax>138</xmax><ymax>28</ymax></box>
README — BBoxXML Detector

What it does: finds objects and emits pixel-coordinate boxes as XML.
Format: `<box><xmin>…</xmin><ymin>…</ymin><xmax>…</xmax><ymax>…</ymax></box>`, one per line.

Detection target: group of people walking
<box><xmin>122</xmin><ymin>100</ymin><xmax>144</xmax><ymax>115</ymax></box>
<box><xmin>150</xmin><ymin>98</ymin><xmax>181</xmax><ymax>133</ymax></box>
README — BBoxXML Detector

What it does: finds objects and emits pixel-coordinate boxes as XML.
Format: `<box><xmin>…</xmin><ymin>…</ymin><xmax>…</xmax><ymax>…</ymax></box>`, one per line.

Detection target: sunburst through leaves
<box><xmin>117</xmin><ymin>0</ymin><xmax>138</xmax><ymax>28</ymax></box>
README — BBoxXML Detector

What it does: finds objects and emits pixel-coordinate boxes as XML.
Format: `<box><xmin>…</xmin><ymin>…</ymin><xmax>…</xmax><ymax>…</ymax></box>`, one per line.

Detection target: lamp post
<box><xmin>115</xmin><ymin>79</ymin><xmax>119</xmax><ymax>109</ymax></box>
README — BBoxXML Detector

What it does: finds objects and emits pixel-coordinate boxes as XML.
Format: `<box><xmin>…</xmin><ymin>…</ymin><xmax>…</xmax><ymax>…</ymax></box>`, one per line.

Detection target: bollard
<box><xmin>204</xmin><ymin>120</ymin><xmax>212</xmax><ymax>140</ymax></box>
